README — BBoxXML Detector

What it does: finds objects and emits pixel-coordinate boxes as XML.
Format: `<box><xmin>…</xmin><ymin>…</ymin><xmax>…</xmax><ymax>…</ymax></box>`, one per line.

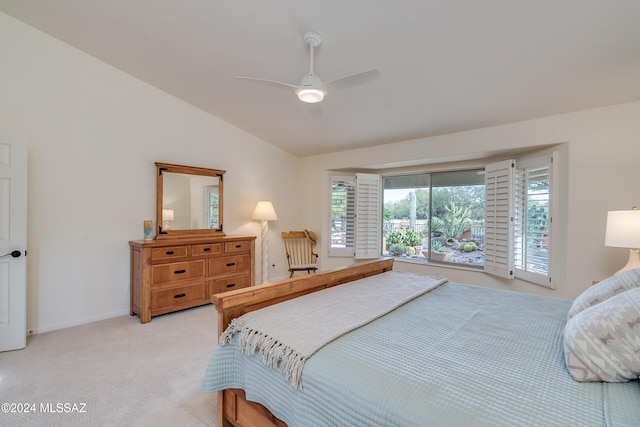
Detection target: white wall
<box><xmin>298</xmin><ymin>101</ymin><xmax>640</xmax><ymax>301</ymax></box>
<box><xmin>0</xmin><ymin>12</ymin><xmax>297</xmax><ymax>333</ymax></box>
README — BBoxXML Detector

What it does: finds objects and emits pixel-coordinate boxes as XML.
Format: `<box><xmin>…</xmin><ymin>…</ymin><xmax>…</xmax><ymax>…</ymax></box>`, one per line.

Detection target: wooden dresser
<box><xmin>129</xmin><ymin>235</ymin><xmax>256</xmax><ymax>323</ymax></box>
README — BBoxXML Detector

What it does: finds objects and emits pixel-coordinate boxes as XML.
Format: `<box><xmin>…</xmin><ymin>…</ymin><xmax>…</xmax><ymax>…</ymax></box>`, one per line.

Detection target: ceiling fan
<box><xmin>236</xmin><ymin>32</ymin><xmax>381</xmax><ymax>104</ymax></box>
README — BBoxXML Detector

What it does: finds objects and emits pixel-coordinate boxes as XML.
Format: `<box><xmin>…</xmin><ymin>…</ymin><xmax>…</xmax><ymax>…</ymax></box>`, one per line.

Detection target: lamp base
<box><xmin>259</xmin><ymin>219</ymin><xmax>269</xmax><ymax>284</ymax></box>
<box><xmin>615</xmin><ymin>248</ymin><xmax>640</xmax><ymax>275</ymax></box>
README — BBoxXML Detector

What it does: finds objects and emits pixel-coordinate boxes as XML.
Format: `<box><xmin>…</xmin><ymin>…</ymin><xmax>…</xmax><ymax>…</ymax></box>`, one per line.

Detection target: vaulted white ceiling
<box><xmin>2</xmin><ymin>1</ymin><xmax>639</xmax><ymax>157</ymax></box>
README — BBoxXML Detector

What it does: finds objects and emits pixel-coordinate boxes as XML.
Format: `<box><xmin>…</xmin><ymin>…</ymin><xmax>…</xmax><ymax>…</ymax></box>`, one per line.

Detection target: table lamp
<box><xmin>604</xmin><ymin>206</ymin><xmax>640</xmax><ymax>274</ymax></box>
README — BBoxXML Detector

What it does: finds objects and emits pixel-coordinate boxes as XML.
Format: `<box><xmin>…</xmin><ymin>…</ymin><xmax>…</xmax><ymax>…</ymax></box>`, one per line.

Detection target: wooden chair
<box><xmin>282</xmin><ymin>230</ymin><xmax>318</xmax><ymax>277</ymax></box>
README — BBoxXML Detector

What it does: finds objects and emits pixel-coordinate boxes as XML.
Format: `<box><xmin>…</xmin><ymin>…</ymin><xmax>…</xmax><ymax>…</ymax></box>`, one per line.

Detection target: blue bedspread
<box><xmin>202</xmin><ymin>282</ymin><xmax>640</xmax><ymax>426</ymax></box>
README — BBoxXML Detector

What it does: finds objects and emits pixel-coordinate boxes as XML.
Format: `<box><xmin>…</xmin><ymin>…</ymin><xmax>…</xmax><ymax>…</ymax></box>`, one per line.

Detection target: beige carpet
<box><xmin>0</xmin><ymin>305</ymin><xmax>219</xmax><ymax>426</ymax></box>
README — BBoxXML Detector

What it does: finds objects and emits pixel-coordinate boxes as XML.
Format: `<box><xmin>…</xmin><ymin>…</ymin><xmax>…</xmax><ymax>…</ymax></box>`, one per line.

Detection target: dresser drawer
<box><xmin>151</xmin><ymin>282</ymin><xmax>207</xmax><ymax>312</ymax></box>
<box><xmin>225</xmin><ymin>241</ymin><xmax>251</xmax><ymax>253</ymax></box>
<box><xmin>151</xmin><ymin>246</ymin><xmax>188</xmax><ymax>261</ymax></box>
<box><xmin>152</xmin><ymin>260</ymin><xmax>205</xmax><ymax>285</ymax></box>
<box><xmin>192</xmin><ymin>243</ymin><xmax>223</xmax><ymax>257</ymax></box>
<box><xmin>209</xmin><ymin>255</ymin><xmax>252</xmax><ymax>276</ymax></box>
<box><xmin>209</xmin><ymin>275</ymin><xmax>251</xmax><ymax>295</ymax></box>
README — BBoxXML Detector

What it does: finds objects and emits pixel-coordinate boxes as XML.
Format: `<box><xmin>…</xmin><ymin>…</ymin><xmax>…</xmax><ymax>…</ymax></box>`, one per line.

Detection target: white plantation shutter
<box><xmin>330</xmin><ymin>176</ymin><xmax>356</xmax><ymax>256</ymax></box>
<box><xmin>514</xmin><ymin>153</ymin><xmax>554</xmax><ymax>287</ymax></box>
<box><xmin>355</xmin><ymin>173</ymin><xmax>381</xmax><ymax>259</ymax></box>
<box><xmin>484</xmin><ymin>160</ymin><xmax>515</xmax><ymax>279</ymax></box>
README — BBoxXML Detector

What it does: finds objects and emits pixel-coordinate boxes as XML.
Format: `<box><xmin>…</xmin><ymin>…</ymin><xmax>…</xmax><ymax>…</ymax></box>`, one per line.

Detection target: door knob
<box><xmin>1</xmin><ymin>250</ymin><xmax>22</xmax><ymax>258</ymax></box>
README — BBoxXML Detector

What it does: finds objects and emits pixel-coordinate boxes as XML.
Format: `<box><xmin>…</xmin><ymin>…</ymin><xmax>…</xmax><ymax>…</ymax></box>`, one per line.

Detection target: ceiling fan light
<box><xmin>297</xmin><ymin>88</ymin><xmax>325</xmax><ymax>103</ymax></box>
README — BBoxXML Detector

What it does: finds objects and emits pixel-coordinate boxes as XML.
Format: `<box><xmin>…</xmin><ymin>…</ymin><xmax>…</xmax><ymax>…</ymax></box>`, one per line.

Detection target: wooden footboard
<box><xmin>211</xmin><ymin>258</ymin><xmax>394</xmax><ymax>427</ymax></box>
<box><xmin>222</xmin><ymin>389</ymin><xmax>287</xmax><ymax>427</ymax></box>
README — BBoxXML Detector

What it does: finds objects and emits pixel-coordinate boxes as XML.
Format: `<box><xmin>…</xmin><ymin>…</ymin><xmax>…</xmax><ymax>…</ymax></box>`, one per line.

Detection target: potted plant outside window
<box><xmin>423</xmin><ymin>239</ymin><xmax>453</xmax><ymax>262</ymax></box>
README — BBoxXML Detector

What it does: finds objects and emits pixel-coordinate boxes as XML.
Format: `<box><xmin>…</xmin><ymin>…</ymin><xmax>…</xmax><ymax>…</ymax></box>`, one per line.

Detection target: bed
<box><xmin>202</xmin><ymin>258</ymin><xmax>640</xmax><ymax>427</ymax></box>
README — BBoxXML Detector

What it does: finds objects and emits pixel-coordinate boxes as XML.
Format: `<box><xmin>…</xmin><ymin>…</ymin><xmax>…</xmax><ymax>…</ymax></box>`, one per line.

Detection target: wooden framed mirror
<box><xmin>155</xmin><ymin>162</ymin><xmax>225</xmax><ymax>239</ymax></box>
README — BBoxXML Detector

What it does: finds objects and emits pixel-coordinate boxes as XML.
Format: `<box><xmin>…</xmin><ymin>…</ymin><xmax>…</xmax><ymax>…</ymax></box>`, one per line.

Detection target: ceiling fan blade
<box><xmin>235</xmin><ymin>76</ymin><xmax>299</xmax><ymax>91</ymax></box>
<box><xmin>323</xmin><ymin>69</ymin><xmax>381</xmax><ymax>92</ymax></box>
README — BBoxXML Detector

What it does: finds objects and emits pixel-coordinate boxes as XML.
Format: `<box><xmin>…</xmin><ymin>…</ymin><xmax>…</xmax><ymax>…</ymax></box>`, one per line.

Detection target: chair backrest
<box><xmin>282</xmin><ymin>231</ymin><xmax>317</xmax><ymax>266</ymax></box>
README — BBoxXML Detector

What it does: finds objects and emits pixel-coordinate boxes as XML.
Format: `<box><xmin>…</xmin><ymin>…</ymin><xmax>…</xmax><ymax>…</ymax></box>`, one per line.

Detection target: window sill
<box><xmin>392</xmin><ymin>256</ymin><xmax>483</xmax><ymax>273</ymax></box>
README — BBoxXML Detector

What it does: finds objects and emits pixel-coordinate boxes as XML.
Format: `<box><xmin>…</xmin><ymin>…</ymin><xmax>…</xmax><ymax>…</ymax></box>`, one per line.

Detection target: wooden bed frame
<box><xmin>210</xmin><ymin>258</ymin><xmax>394</xmax><ymax>427</ymax></box>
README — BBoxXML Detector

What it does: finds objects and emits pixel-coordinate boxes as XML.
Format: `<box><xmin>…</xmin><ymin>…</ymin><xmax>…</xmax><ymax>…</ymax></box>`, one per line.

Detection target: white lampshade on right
<box><xmin>605</xmin><ymin>207</ymin><xmax>640</xmax><ymax>274</ymax></box>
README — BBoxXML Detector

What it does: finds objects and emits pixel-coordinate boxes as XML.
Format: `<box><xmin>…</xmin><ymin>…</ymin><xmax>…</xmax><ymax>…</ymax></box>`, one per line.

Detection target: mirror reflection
<box><xmin>156</xmin><ymin>162</ymin><xmax>225</xmax><ymax>239</ymax></box>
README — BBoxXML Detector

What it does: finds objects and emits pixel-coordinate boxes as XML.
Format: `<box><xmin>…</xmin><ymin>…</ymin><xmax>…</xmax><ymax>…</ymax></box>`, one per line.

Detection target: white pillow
<box><xmin>568</xmin><ymin>268</ymin><xmax>640</xmax><ymax>318</ymax></box>
<box><xmin>564</xmin><ymin>287</ymin><xmax>640</xmax><ymax>382</ymax></box>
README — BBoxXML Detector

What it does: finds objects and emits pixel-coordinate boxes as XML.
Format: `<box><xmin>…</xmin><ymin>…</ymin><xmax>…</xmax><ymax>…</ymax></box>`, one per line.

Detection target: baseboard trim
<box><xmin>29</xmin><ymin>309</ymin><xmax>131</xmax><ymax>335</ymax></box>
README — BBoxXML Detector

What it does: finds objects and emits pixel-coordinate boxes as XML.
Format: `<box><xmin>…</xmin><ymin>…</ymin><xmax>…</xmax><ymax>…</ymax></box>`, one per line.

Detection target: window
<box><xmin>330</xmin><ymin>150</ymin><xmax>556</xmax><ymax>288</ymax></box>
<box><xmin>485</xmin><ymin>153</ymin><xmax>555</xmax><ymax>287</ymax></box>
<box><xmin>204</xmin><ymin>185</ymin><xmax>220</xmax><ymax>229</ymax></box>
<box><xmin>330</xmin><ymin>176</ymin><xmax>355</xmax><ymax>256</ymax></box>
<box><xmin>383</xmin><ymin>170</ymin><xmax>485</xmax><ymax>267</ymax></box>
<box><xmin>330</xmin><ymin>174</ymin><xmax>380</xmax><ymax>257</ymax></box>
<box><xmin>514</xmin><ymin>154</ymin><xmax>553</xmax><ymax>286</ymax></box>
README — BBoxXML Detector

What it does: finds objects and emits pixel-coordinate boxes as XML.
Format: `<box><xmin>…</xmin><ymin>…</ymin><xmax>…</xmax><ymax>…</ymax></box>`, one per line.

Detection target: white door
<box><xmin>0</xmin><ymin>135</ymin><xmax>28</xmax><ymax>352</ymax></box>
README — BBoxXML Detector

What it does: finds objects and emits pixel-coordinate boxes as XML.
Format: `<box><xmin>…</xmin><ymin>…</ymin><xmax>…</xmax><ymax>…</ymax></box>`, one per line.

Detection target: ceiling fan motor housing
<box><xmin>303</xmin><ymin>32</ymin><xmax>322</xmax><ymax>48</ymax></box>
<box><xmin>300</xmin><ymin>72</ymin><xmax>323</xmax><ymax>88</ymax></box>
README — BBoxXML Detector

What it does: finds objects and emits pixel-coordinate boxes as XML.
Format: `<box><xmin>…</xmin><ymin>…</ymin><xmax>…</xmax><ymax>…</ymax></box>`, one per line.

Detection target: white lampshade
<box><xmin>251</xmin><ymin>201</ymin><xmax>278</xmax><ymax>221</ymax></box>
<box><xmin>605</xmin><ymin>208</ymin><xmax>640</xmax><ymax>274</ymax></box>
<box><xmin>605</xmin><ymin>209</ymin><xmax>640</xmax><ymax>248</ymax></box>
<box><xmin>162</xmin><ymin>209</ymin><xmax>174</xmax><ymax>221</ymax></box>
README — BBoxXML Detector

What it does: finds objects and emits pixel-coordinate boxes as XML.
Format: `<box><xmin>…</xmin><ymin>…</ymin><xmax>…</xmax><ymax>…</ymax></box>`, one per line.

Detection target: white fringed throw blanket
<box><xmin>219</xmin><ymin>270</ymin><xmax>447</xmax><ymax>389</ymax></box>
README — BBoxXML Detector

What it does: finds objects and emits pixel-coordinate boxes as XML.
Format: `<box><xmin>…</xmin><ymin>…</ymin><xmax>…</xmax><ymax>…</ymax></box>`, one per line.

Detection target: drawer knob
<box><xmin>235</xmin><ymin>244</ymin><xmax>242</xmax><ymax>248</ymax></box>
<box><xmin>174</xmin><ymin>293</ymin><xmax>186</xmax><ymax>299</ymax></box>
<box><xmin>166</xmin><ymin>250</ymin><xmax>175</xmax><ymax>255</ymax></box>
<box><xmin>203</xmin><ymin>247</ymin><xmax>211</xmax><ymax>252</ymax></box>
<box><xmin>174</xmin><ymin>269</ymin><xmax>186</xmax><ymax>274</ymax></box>
<box><xmin>226</xmin><ymin>262</ymin><xmax>236</xmax><ymax>267</ymax></box>
<box><xmin>226</xmin><ymin>283</ymin><xmax>236</xmax><ymax>288</ymax></box>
